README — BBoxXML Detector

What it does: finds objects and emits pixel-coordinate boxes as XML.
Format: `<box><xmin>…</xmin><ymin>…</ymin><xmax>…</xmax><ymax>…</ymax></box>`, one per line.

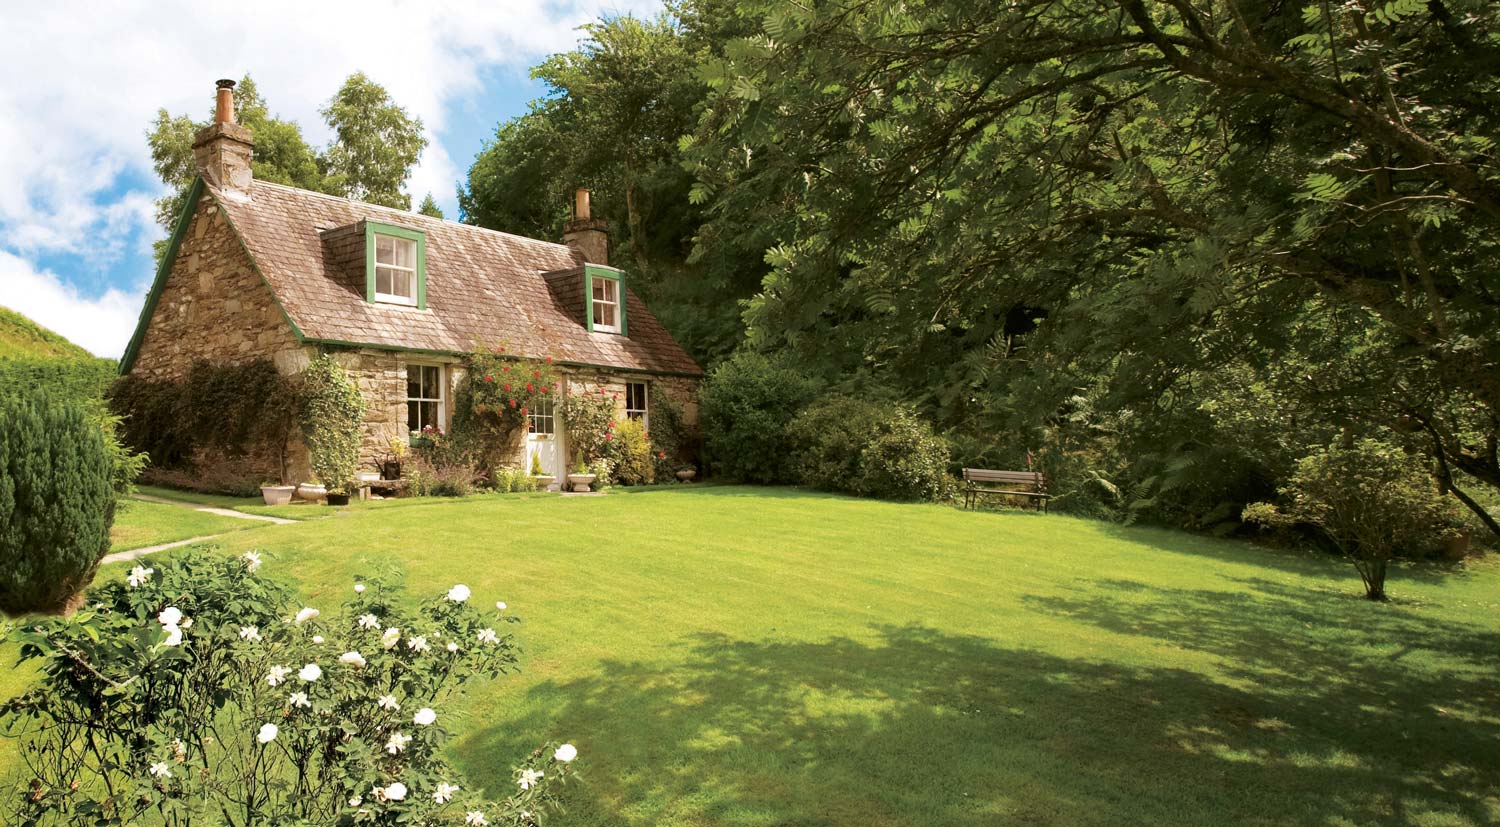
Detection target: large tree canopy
<box><xmin>678</xmin><ymin>0</ymin><xmax>1499</xmax><ymax>535</ymax></box>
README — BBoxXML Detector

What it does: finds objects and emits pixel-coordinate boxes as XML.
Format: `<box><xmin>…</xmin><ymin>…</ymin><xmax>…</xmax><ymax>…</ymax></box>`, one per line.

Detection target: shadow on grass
<box><xmin>457</xmin><ymin>623</ymin><xmax>1500</xmax><ymax>826</ymax></box>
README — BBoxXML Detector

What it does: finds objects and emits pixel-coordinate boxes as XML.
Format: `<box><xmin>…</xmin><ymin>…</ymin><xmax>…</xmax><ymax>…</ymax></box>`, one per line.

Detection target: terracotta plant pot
<box><xmin>567</xmin><ymin>473</ymin><xmax>597</xmax><ymax>493</ymax></box>
<box><xmin>675</xmin><ymin>468</ymin><xmax>697</xmax><ymax>482</ymax></box>
<box><xmin>533</xmin><ymin>475</ymin><xmax>557</xmax><ymax>491</ymax></box>
<box><xmin>260</xmin><ymin>485</ymin><xmax>295</xmax><ymax>506</ymax></box>
<box><xmin>297</xmin><ymin>482</ymin><xmax>327</xmax><ymax>501</ymax></box>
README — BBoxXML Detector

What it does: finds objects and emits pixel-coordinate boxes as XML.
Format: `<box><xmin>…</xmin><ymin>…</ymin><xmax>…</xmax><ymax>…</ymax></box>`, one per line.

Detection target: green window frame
<box><xmin>365</xmin><ymin>221</ymin><xmax>427</xmax><ymax>309</ymax></box>
<box><xmin>584</xmin><ymin>263</ymin><xmax>627</xmax><ymax>335</ymax></box>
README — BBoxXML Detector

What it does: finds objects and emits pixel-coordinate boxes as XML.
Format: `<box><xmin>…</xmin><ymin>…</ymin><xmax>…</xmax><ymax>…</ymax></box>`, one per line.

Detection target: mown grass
<box><xmin>110</xmin><ymin>499</ymin><xmax>259</xmax><ymax>551</ymax></box>
<box><xmin>8</xmin><ymin>486</ymin><xmax>1500</xmax><ymax>825</ymax></box>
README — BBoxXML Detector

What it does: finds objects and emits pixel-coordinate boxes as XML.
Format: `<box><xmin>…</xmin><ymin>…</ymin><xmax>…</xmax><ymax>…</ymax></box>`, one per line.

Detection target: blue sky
<box><xmin>0</xmin><ymin>0</ymin><xmax>659</xmax><ymax>358</ymax></box>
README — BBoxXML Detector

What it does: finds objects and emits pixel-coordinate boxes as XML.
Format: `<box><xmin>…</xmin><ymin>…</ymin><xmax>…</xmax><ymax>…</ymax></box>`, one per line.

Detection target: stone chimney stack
<box><xmin>563</xmin><ymin>187</ymin><xmax>609</xmax><ymax>265</ymax></box>
<box><xmin>192</xmin><ymin>79</ymin><xmax>254</xmax><ymax>194</ymax></box>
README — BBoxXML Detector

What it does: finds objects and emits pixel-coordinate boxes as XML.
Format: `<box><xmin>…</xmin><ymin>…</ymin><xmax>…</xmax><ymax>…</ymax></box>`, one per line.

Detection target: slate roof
<box><xmin>209</xmin><ymin>180</ymin><xmax>702</xmax><ymax>376</ymax></box>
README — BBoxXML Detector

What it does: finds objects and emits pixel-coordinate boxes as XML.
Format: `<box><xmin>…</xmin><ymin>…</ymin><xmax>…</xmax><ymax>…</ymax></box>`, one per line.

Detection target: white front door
<box><xmin>525</xmin><ymin>396</ymin><xmax>563</xmax><ymax>487</ymax></box>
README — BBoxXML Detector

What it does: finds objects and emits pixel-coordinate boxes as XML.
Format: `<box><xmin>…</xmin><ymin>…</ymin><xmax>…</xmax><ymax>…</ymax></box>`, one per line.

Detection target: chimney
<box><xmin>192</xmin><ymin>79</ymin><xmax>254</xmax><ymax>194</ymax></box>
<box><xmin>563</xmin><ymin>187</ymin><xmax>609</xmax><ymax>265</ymax></box>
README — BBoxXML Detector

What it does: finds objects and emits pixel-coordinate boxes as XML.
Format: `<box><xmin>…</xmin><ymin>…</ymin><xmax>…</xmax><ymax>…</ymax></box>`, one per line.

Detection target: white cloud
<box><xmin>0</xmin><ymin>0</ymin><xmax>661</xmax><ymax>356</ymax></box>
<box><xmin>0</xmin><ymin>252</ymin><xmax>144</xmax><ymax>359</ymax></box>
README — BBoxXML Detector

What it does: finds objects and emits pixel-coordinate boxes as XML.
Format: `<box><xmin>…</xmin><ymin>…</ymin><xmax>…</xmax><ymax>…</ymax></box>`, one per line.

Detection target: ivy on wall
<box><xmin>298</xmin><ymin>355</ymin><xmax>365</xmax><ymax>492</ymax></box>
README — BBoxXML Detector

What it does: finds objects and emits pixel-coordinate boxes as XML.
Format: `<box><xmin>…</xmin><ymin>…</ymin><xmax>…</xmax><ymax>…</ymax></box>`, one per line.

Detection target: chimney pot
<box><xmin>214</xmin><ymin>78</ymin><xmax>237</xmax><ymax>124</ymax></box>
<box><xmin>574</xmin><ymin>187</ymin><xmax>591</xmax><ymax>221</ymax></box>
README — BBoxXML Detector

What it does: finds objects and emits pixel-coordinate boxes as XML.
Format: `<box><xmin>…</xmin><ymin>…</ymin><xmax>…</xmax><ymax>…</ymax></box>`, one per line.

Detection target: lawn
<box><xmin>110</xmin><ymin>499</ymin><xmax>261</xmax><ymax>551</ymax></box>
<box><xmin>14</xmin><ymin>486</ymin><xmax>1500</xmax><ymax>826</ymax></box>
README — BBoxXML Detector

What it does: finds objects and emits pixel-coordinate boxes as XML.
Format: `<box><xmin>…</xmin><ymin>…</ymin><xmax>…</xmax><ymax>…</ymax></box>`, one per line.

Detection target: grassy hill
<box><xmin>0</xmin><ymin>305</ymin><xmax>96</xmax><ymax>361</ymax></box>
<box><xmin>0</xmin><ymin>306</ymin><xmax>116</xmax><ymax>401</ymax></box>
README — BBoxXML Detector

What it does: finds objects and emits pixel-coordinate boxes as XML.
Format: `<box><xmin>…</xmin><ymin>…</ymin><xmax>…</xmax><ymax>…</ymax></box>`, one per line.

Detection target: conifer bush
<box><xmin>0</xmin><ymin>395</ymin><xmax>116</xmax><ymax>616</ymax></box>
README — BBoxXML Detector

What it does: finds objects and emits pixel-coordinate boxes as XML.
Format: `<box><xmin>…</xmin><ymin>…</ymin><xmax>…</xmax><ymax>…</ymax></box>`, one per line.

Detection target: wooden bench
<box><xmin>357</xmin><ymin>478</ymin><xmax>408</xmax><ymax>501</ymax></box>
<box><xmin>963</xmin><ymin>468</ymin><xmax>1049</xmax><ymax>513</ymax></box>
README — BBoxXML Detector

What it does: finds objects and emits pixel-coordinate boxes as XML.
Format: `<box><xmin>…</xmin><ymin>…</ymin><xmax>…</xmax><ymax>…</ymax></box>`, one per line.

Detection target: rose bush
<box><xmin>2</xmin><ymin>549</ymin><xmax>578</xmax><ymax>825</ymax></box>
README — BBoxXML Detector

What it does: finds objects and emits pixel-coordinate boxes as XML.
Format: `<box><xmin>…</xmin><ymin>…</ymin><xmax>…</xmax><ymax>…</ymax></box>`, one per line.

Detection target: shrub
<box><xmin>451</xmin><ymin>348</ymin><xmax>560</xmax><ymax>470</ymax></box>
<box><xmin>561</xmin><ymin>383</ymin><xmax>618</xmax><ymax>465</ymax></box>
<box><xmin>300</xmin><ymin>355</ymin><xmax>366</xmax><ymax>493</ymax></box>
<box><xmin>700</xmin><ymin>352</ymin><xmax>822</xmax><ymax>482</ymax></box>
<box><xmin>4</xmin><ymin>549</ymin><xmax>579</xmax><ymax>823</ymax></box>
<box><xmin>648</xmin><ymin>388</ymin><xmax>690</xmax><ymax>479</ymax></box>
<box><xmin>610</xmin><ymin>417</ymin><xmax>656</xmax><ymax>486</ymax></box>
<box><xmin>0</xmin><ymin>395</ymin><xmax>116</xmax><ymax>616</ymax></box>
<box><xmin>1243</xmin><ymin>439</ymin><xmax>1465</xmax><ymax>600</ymax></box>
<box><xmin>787</xmin><ymin>394</ymin><xmax>953</xmax><ymax>501</ymax></box>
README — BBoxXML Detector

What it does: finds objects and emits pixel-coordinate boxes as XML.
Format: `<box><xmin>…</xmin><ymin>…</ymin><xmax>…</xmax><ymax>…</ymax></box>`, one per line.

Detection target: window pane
<box><xmin>424</xmin><ymin>366</ymin><xmax>440</xmax><ymax>397</ymax></box>
<box><xmin>377</xmin><ymin>268</ymin><xmax>393</xmax><ymax>296</ymax></box>
<box><xmin>600</xmin><ymin>303</ymin><xmax>616</xmax><ymax>327</ymax></box>
<box><xmin>392</xmin><ymin>270</ymin><xmax>412</xmax><ymax>299</ymax></box>
<box><xmin>603</xmin><ymin>279</ymin><xmax>617</xmax><ymax>302</ymax></box>
<box><xmin>407</xmin><ymin>400</ymin><xmax>419</xmax><ymax>432</ymax></box>
<box><xmin>593</xmin><ymin>280</ymin><xmax>606</xmax><ymax>300</ymax></box>
<box><xmin>420</xmin><ymin>401</ymin><xmax>437</xmax><ymax>430</ymax></box>
<box><xmin>407</xmin><ymin>370</ymin><xmax>422</xmax><ymax>399</ymax></box>
<box><xmin>393</xmin><ymin>237</ymin><xmax>415</xmax><ymax>268</ymax></box>
<box><xmin>377</xmin><ymin>235</ymin><xmax>395</xmax><ymax>265</ymax></box>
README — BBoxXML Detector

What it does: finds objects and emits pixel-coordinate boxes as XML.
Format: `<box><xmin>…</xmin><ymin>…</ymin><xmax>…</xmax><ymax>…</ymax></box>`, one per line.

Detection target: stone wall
<box><xmin>129</xmin><ymin>191</ymin><xmax>314</xmax><ymax>483</ymax></box>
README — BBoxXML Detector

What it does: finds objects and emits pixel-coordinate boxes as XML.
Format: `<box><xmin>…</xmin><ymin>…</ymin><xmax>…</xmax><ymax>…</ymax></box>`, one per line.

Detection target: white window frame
<box><xmin>624</xmin><ymin>381</ymin><xmax>648</xmax><ymax>431</ymax></box>
<box><xmin>406</xmin><ymin>362</ymin><xmax>445</xmax><ymax>436</ymax></box>
<box><xmin>374</xmin><ymin>233</ymin><xmax>418</xmax><ymax>306</ymax></box>
<box><xmin>528</xmin><ymin>393</ymin><xmax>556</xmax><ymax>438</ymax></box>
<box><xmin>591</xmin><ymin>277</ymin><xmax>620</xmax><ymax>333</ymax></box>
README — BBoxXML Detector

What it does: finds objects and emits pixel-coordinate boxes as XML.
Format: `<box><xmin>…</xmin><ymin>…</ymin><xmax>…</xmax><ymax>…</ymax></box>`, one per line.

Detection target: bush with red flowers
<box><xmin>451</xmin><ymin>346</ymin><xmax>560</xmax><ymax>471</ymax></box>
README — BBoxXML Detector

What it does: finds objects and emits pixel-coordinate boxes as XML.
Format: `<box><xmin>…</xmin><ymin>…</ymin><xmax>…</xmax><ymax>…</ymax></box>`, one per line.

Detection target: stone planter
<box><xmin>567</xmin><ymin>473</ymin><xmax>597</xmax><ymax>493</ymax></box>
<box><xmin>533</xmin><ymin>475</ymin><xmax>557</xmax><ymax>492</ymax></box>
<box><xmin>296</xmin><ymin>482</ymin><xmax>327</xmax><ymax>501</ymax></box>
<box><xmin>260</xmin><ymin>484</ymin><xmax>295</xmax><ymax>506</ymax></box>
<box><xmin>675</xmin><ymin>468</ymin><xmax>698</xmax><ymax>482</ymax></box>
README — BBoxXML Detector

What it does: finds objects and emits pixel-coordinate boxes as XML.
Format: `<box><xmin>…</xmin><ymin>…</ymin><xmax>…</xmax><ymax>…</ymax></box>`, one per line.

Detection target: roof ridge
<box><xmin>241</xmin><ymin>180</ymin><xmax>577</xmax><ymax>254</ymax></box>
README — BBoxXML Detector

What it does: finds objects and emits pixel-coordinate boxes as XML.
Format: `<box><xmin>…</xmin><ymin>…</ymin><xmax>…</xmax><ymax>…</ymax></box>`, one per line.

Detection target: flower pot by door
<box><xmin>260</xmin><ymin>485</ymin><xmax>295</xmax><ymax>506</ymax></box>
<box><xmin>567</xmin><ymin>473</ymin><xmax>597</xmax><ymax>493</ymax></box>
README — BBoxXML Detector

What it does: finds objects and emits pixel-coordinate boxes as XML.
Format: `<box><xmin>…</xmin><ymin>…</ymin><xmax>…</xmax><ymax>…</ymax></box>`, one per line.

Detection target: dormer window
<box><xmin>363</xmin><ymin>221</ymin><xmax>427</xmax><ymax>308</ymax></box>
<box><xmin>375</xmin><ymin>234</ymin><xmax>416</xmax><ymax>304</ymax></box>
<box><xmin>585</xmin><ymin>264</ymin><xmax>627</xmax><ymax>335</ymax></box>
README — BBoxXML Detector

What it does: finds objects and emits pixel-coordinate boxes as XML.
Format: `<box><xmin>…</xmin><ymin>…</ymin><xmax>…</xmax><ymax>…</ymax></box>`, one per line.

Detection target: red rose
<box><xmin>485</xmin><ymin>375</ymin><xmax>493</xmax><ymax>383</ymax></box>
<box><xmin>508</xmin><ymin>399</ymin><xmax>516</xmax><ymax>408</ymax></box>
<box><xmin>540</xmin><ymin>385</ymin><xmax>550</xmax><ymax>393</ymax></box>
<box><xmin>604</xmin><ymin>433</ymin><xmax>613</xmax><ymax>441</ymax></box>
<box><xmin>533</xmin><ymin>370</ymin><xmax>541</xmax><ymax>379</ymax></box>
<box><xmin>526</xmin><ymin>383</ymin><xmax>535</xmax><ymax>392</ymax></box>
<box><xmin>503</xmin><ymin>383</ymin><xmax>511</xmax><ymax>391</ymax></box>
<box><xmin>504</xmin><ymin>365</ymin><xmax>511</xmax><ymax>373</ymax></box>
<box><xmin>657</xmin><ymin>451</ymin><xmax>666</xmax><ymax>458</ymax></box>
<box><xmin>612</xmin><ymin>393</ymin><xmax>618</xmax><ymax>400</ymax></box>
<box><xmin>545</xmin><ymin>356</ymin><xmax>553</xmax><ymax>364</ymax></box>
<box><xmin>521</xmin><ymin>407</ymin><xmax>528</xmax><ymax>415</ymax></box>
<box><xmin>498</xmin><ymin>346</ymin><xmax>506</xmax><ymax>353</ymax></box>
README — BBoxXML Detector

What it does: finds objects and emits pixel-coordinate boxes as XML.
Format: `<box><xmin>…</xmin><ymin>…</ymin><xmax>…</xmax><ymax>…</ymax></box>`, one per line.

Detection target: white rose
<box><xmin>266</xmin><ymin>665</ymin><xmax>290</xmax><ymax>686</ymax></box>
<box><xmin>242</xmin><ymin>551</ymin><xmax>262</xmax><ymax>572</ymax></box>
<box><xmin>413</xmin><ymin>707</ymin><xmax>437</xmax><ymax>726</ymax></box>
<box><xmin>377</xmin><ymin>694</ymin><xmax>400</xmax><ymax>711</ymax></box>
<box><xmin>238</xmin><ymin>626</ymin><xmax>262</xmax><ymax>642</ymax></box>
<box><xmin>354</xmin><ymin>583</ymin><xmax>366</xmax><ymax>593</ymax></box>
<box><xmin>495</xmin><ymin>601</ymin><xmax>507</xmax><ymax>611</ymax></box>
<box><xmin>311</xmin><ymin>635</ymin><xmax>325</xmax><ymax>645</ymax></box>
<box><xmin>161</xmin><ymin>625</ymin><xmax>183</xmax><ymax>647</ymax></box>
<box><xmin>518</xmin><ymin>768</ymin><xmax>544</xmax><ymax>790</ymax></box>
<box><xmin>477</xmin><ymin>628</ymin><xmax>497</xmax><ymax>644</ymax></box>
<box><xmin>381</xmin><ymin>627</ymin><xmax>401</xmax><ymax>649</ymax></box>
<box><xmin>554</xmin><ymin>743</ymin><xmax>577</xmax><ymax>762</ymax></box>
<box><xmin>298</xmin><ymin>663</ymin><xmax>322</xmax><ymax>682</ymax></box>
<box><xmin>288</xmin><ymin>691</ymin><xmax>311</xmax><ymax>708</ymax></box>
<box><xmin>339</xmin><ymin>651</ymin><xmax>367</xmax><ymax>668</ymax></box>
<box><xmin>385</xmin><ymin>781</ymin><xmax>407</xmax><ymax>801</ymax></box>
<box><xmin>407</xmin><ymin>635</ymin><xmax>429</xmax><ymax>653</ymax></box>
<box><xmin>433</xmin><ymin>782</ymin><xmax>460</xmax><ymax>803</ymax></box>
<box><xmin>149</xmin><ymin>761</ymin><xmax>172</xmax><ymax>779</ymax></box>
<box><xmin>447</xmin><ymin>584</ymin><xmax>471</xmax><ymax>603</ymax></box>
<box><xmin>294</xmin><ymin>607</ymin><xmax>319</xmax><ymax>625</ymax></box>
<box><xmin>446</xmin><ymin>642</ymin><xmax>459</xmax><ymax>653</ymax></box>
<box><xmin>157</xmin><ymin>607</ymin><xmax>183</xmax><ymax>626</ymax></box>
<box><xmin>465</xmin><ymin>812</ymin><xmax>489</xmax><ymax>826</ymax></box>
<box><xmin>358</xmin><ymin>613</ymin><xmax>380</xmax><ymax>629</ymax></box>
<box><xmin>385</xmin><ymin>732</ymin><xmax>412</xmax><ymax>754</ymax></box>
<box><xmin>257</xmin><ymin>723</ymin><xmax>278</xmax><ymax>744</ymax></box>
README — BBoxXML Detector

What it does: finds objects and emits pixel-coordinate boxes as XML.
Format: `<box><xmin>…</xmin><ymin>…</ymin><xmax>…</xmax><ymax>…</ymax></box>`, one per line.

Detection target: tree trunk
<box><xmin>1357</xmin><ymin>558</ymin><xmax>1389</xmax><ymax>601</ymax></box>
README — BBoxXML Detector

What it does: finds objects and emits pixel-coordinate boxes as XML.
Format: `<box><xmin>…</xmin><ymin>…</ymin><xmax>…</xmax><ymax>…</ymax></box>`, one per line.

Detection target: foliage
<box><xmin>560</xmin><ymin>383</ymin><xmax>619</xmax><ymax>465</ymax></box>
<box><xmin>112</xmin><ymin>360</ymin><xmax>303</xmax><ymax>484</ymax></box>
<box><xmin>1244</xmin><ymin>440</ymin><xmax>1466</xmax><ymax>600</ymax></box>
<box><xmin>0</xmin><ymin>355</ymin><xmax>115</xmax><ymax>405</ymax></box>
<box><xmin>647</xmin><ymin>388</ymin><xmax>690</xmax><ymax>479</ymax></box>
<box><xmin>0</xmin><ymin>395</ymin><xmax>116</xmax><ymax>616</ymax></box>
<box><xmin>699</xmin><ymin>352</ymin><xmax>822</xmax><ymax>483</ymax></box>
<box><xmin>417</xmin><ymin>193</ymin><xmax>444</xmax><ymax>219</ymax></box>
<box><xmin>491</xmin><ymin>466</ymin><xmax>539</xmax><ymax>494</ymax></box>
<box><xmin>608</xmin><ymin>418</ymin><xmax>656</xmax><ymax>486</ymax></box>
<box><xmin>408</xmin><ymin>431</ymin><xmax>481</xmax><ymax>497</ymax></box>
<box><xmin>2</xmin><ymin>549</ymin><xmax>578</xmax><ymax>824</ymax></box>
<box><xmin>0</xmin><ymin>306</ymin><xmax>97</xmax><ymax>361</ymax></box>
<box><xmin>319</xmin><ymin>72</ymin><xmax>427</xmax><ymax>210</ymax></box>
<box><xmin>299</xmin><ymin>355</ymin><xmax>365</xmax><ymax>493</ymax></box>
<box><xmin>787</xmin><ymin>394</ymin><xmax>952</xmax><ymax>501</ymax></box>
<box><xmin>461</xmin><ymin>7</ymin><xmax>763</xmax><ymax>366</ymax></box>
<box><xmin>451</xmin><ymin>348</ymin><xmax>559</xmax><ymax>472</ymax></box>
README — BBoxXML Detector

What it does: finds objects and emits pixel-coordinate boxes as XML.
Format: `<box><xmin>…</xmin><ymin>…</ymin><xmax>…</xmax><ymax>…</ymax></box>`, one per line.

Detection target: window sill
<box><xmin>374</xmin><ymin>295</ymin><xmax>418</xmax><ymax>307</ymax></box>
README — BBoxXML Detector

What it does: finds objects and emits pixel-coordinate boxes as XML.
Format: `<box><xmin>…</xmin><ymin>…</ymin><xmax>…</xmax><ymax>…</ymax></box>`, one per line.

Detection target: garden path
<box><xmin>100</xmin><ymin>495</ymin><xmax>296</xmax><ymax>565</ymax></box>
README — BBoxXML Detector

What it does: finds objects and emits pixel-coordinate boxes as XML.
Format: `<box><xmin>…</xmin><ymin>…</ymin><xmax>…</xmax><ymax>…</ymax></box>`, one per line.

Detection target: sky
<box><xmin>0</xmin><ymin>0</ymin><xmax>661</xmax><ymax>358</ymax></box>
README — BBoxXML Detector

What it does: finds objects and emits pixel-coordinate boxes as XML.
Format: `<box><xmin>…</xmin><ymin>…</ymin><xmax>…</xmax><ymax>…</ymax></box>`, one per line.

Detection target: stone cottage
<box><xmin>120</xmin><ymin>80</ymin><xmax>702</xmax><ymax>488</ymax></box>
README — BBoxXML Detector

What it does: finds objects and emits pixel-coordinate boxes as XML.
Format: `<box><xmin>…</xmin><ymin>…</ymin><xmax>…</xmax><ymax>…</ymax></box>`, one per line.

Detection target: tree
<box><xmin>320</xmin><ymin>72</ymin><xmax>427</xmax><ymax>210</ymax></box>
<box><xmin>418</xmin><ymin>193</ymin><xmax>445</xmax><ymax>219</ymax></box>
<box><xmin>684</xmin><ymin>0</ymin><xmax>1500</xmax><ymax>535</ymax></box>
<box><xmin>462</xmin><ymin>5</ymin><xmax>763</xmax><ymax>366</ymax></box>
